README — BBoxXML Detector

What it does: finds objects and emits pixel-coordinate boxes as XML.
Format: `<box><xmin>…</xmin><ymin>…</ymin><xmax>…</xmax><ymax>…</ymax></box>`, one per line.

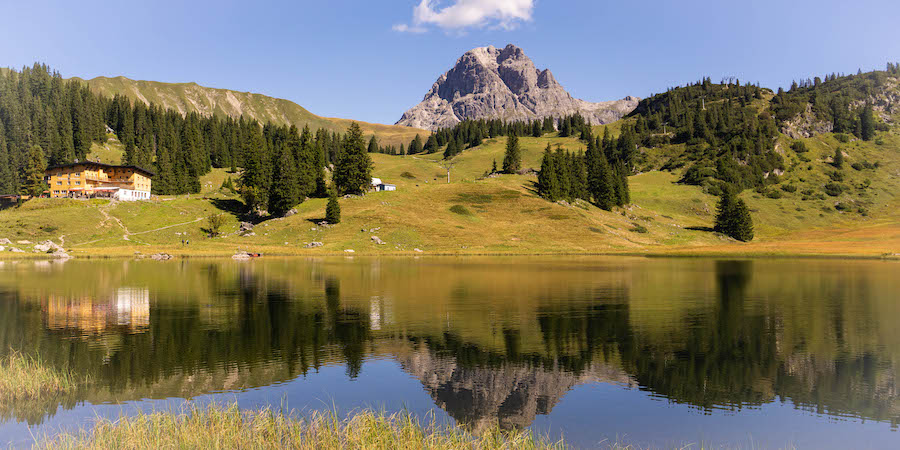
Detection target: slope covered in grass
<box><xmin>77</xmin><ymin>76</ymin><xmax>429</xmax><ymax>148</ymax></box>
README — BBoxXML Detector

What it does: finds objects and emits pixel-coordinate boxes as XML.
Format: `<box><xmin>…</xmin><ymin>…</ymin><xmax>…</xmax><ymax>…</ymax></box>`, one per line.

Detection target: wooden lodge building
<box><xmin>45</xmin><ymin>161</ymin><xmax>154</xmax><ymax>201</ymax></box>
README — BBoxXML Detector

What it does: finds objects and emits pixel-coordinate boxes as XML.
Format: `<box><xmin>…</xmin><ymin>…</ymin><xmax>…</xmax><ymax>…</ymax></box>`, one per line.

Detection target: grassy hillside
<box><xmin>4</xmin><ymin>119</ymin><xmax>898</xmax><ymax>258</ymax></box>
<box><xmin>76</xmin><ymin>76</ymin><xmax>428</xmax><ymax>148</ymax></box>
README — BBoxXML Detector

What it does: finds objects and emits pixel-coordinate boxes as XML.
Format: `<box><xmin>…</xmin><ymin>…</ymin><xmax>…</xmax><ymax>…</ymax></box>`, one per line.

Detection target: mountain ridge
<box><xmin>73</xmin><ymin>75</ymin><xmax>428</xmax><ymax>147</ymax></box>
<box><xmin>396</xmin><ymin>44</ymin><xmax>639</xmax><ymax>131</ymax></box>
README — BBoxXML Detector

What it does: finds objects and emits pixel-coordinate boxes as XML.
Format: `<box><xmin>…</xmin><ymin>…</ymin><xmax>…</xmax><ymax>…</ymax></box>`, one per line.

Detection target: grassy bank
<box><xmin>0</xmin><ymin>351</ymin><xmax>83</xmax><ymax>403</ymax></box>
<box><xmin>36</xmin><ymin>403</ymin><xmax>564</xmax><ymax>450</ymax></box>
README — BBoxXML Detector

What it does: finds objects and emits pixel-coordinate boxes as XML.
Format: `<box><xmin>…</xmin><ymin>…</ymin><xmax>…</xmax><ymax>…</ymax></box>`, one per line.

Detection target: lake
<box><xmin>0</xmin><ymin>257</ymin><xmax>898</xmax><ymax>448</ymax></box>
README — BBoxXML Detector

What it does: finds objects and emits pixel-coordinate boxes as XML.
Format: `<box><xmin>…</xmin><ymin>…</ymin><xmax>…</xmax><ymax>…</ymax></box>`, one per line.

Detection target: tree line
<box><xmin>0</xmin><ymin>64</ymin><xmax>371</xmax><ymax>217</ymax></box>
<box><xmin>771</xmin><ymin>66</ymin><xmax>896</xmax><ymax>141</ymax></box>
<box><xmin>536</xmin><ymin>127</ymin><xmax>630</xmax><ymax>210</ymax></box>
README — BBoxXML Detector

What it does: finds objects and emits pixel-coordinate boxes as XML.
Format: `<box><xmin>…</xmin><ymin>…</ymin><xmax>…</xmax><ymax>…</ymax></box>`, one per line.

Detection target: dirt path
<box><xmin>74</xmin><ymin>203</ymin><xmax>204</xmax><ymax>247</ymax></box>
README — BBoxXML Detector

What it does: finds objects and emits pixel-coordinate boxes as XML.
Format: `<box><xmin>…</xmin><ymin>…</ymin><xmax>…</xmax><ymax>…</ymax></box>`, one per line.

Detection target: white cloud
<box><xmin>394</xmin><ymin>0</ymin><xmax>534</xmax><ymax>33</ymax></box>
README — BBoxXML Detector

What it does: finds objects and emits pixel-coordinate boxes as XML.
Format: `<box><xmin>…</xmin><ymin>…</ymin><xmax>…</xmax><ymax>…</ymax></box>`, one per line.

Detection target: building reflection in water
<box><xmin>42</xmin><ymin>287</ymin><xmax>150</xmax><ymax>335</ymax></box>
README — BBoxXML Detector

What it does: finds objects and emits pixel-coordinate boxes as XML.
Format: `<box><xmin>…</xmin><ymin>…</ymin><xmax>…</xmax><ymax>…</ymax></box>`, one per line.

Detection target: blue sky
<box><xmin>2</xmin><ymin>0</ymin><xmax>898</xmax><ymax>125</ymax></box>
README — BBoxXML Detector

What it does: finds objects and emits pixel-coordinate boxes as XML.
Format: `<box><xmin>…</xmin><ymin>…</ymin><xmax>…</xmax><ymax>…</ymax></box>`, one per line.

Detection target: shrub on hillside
<box><xmin>824</xmin><ymin>182</ymin><xmax>844</xmax><ymax>197</ymax></box>
<box><xmin>791</xmin><ymin>141</ymin><xmax>809</xmax><ymax>153</ymax></box>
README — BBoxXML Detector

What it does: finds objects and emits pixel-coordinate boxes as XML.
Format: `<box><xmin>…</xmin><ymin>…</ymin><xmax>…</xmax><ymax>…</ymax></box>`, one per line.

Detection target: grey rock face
<box><xmin>397</xmin><ymin>44</ymin><xmax>639</xmax><ymax>131</ymax></box>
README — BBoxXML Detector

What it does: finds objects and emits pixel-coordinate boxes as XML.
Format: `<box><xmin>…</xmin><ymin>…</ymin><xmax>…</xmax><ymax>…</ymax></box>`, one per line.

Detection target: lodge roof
<box><xmin>45</xmin><ymin>161</ymin><xmax>156</xmax><ymax>177</ymax></box>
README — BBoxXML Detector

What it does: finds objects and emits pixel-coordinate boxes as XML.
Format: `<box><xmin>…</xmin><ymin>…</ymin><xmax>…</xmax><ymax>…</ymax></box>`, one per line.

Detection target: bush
<box><xmin>400</xmin><ymin>172</ymin><xmax>416</xmax><ymax>179</ymax></box>
<box><xmin>824</xmin><ymin>182</ymin><xmax>844</xmax><ymax>197</ymax></box>
<box><xmin>875</xmin><ymin>137</ymin><xmax>885</xmax><ymax>146</ymax></box>
<box><xmin>828</xmin><ymin>171</ymin><xmax>844</xmax><ymax>182</ymax></box>
<box><xmin>835</xmin><ymin>133</ymin><xmax>850</xmax><ymax>143</ymax></box>
<box><xmin>449</xmin><ymin>205</ymin><xmax>473</xmax><ymax>216</ymax></box>
<box><xmin>203</xmin><ymin>214</ymin><xmax>225</xmax><ymax>237</ymax></box>
<box><xmin>781</xmin><ymin>184</ymin><xmax>797</xmax><ymax>193</ymax></box>
<box><xmin>766</xmin><ymin>190</ymin><xmax>783</xmax><ymax>199</ymax></box>
<box><xmin>851</xmin><ymin>162</ymin><xmax>864</xmax><ymax>171</ymax></box>
<box><xmin>791</xmin><ymin>141</ymin><xmax>809</xmax><ymax>153</ymax></box>
<box><xmin>834</xmin><ymin>202</ymin><xmax>851</xmax><ymax>211</ymax></box>
<box><xmin>629</xmin><ymin>223</ymin><xmax>649</xmax><ymax>234</ymax></box>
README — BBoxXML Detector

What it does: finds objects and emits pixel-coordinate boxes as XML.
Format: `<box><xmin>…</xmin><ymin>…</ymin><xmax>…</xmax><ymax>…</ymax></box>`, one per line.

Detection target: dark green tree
<box><xmin>20</xmin><ymin>145</ymin><xmax>46</xmax><ymax>197</ymax></box>
<box><xmin>714</xmin><ymin>190</ymin><xmax>754</xmax><ymax>241</ymax></box>
<box><xmin>409</xmin><ymin>134</ymin><xmax>424</xmax><ymax>154</ymax></box>
<box><xmin>424</xmin><ymin>134</ymin><xmax>438</xmax><ymax>153</ymax></box>
<box><xmin>367</xmin><ymin>135</ymin><xmax>378</xmax><ymax>153</ymax></box>
<box><xmin>333</xmin><ymin>123</ymin><xmax>373</xmax><ymax>195</ymax></box>
<box><xmin>325</xmin><ymin>189</ymin><xmax>341</xmax><ymax>224</ymax></box>
<box><xmin>537</xmin><ymin>144</ymin><xmax>561</xmax><ymax>201</ymax></box>
<box><xmin>833</xmin><ymin>148</ymin><xmax>844</xmax><ymax>169</ymax></box>
<box><xmin>859</xmin><ymin>104</ymin><xmax>875</xmax><ymax>141</ymax></box>
<box><xmin>502</xmin><ymin>134</ymin><xmax>521</xmax><ymax>174</ymax></box>
<box><xmin>268</xmin><ymin>142</ymin><xmax>299</xmax><ymax>216</ymax></box>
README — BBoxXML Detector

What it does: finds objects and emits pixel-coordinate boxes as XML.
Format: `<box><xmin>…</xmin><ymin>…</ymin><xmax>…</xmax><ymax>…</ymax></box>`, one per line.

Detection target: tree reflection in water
<box><xmin>0</xmin><ymin>258</ymin><xmax>897</xmax><ymax>430</ymax></box>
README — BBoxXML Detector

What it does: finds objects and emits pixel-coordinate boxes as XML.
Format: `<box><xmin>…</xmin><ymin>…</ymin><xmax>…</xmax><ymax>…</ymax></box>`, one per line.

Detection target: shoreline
<box><xmin>3</xmin><ymin>246</ymin><xmax>899</xmax><ymax>261</ymax></box>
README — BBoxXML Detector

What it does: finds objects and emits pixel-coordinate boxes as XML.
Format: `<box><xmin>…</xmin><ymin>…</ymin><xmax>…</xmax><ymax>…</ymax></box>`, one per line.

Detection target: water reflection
<box><xmin>0</xmin><ymin>258</ymin><xmax>897</xmax><ymax>433</ymax></box>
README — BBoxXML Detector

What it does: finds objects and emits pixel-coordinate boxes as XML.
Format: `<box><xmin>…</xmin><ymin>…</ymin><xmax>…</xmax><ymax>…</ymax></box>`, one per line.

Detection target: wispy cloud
<box><xmin>393</xmin><ymin>0</ymin><xmax>534</xmax><ymax>33</ymax></box>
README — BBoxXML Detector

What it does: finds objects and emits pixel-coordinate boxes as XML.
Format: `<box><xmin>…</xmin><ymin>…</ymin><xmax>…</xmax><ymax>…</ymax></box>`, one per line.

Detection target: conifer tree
<box><xmin>859</xmin><ymin>104</ymin><xmax>875</xmax><ymax>141</ymax></box>
<box><xmin>443</xmin><ymin>135</ymin><xmax>460</xmax><ymax>159</ymax></box>
<box><xmin>325</xmin><ymin>189</ymin><xmax>341</xmax><ymax>224</ymax></box>
<box><xmin>833</xmin><ymin>148</ymin><xmax>844</xmax><ymax>168</ymax></box>
<box><xmin>367</xmin><ymin>135</ymin><xmax>378</xmax><ymax>153</ymax></box>
<box><xmin>268</xmin><ymin>142</ymin><xmax>299</xmax><ymax>216</ymax></box>
<box><xmin>491</xmin><ymin>159</ymin><xmax>498</xmax><ymax>174</ymax></box>
<box><xmin>586</xmin><ymin>139</ymin><xmax>615</xmax><ymax>210</ymax></box>
<box><xmin>714</xmin><ymin>190</ymin><xmax>754</xmax><ymax>241</ymax></box>
<box><xmin>502</xmin><ymin>134</ymin><xmax>521</xmax><ymax>174</ymax></box>
<box><xmin>333</xmin><ymin>123</ymin><xmax>373</xmax><ymax>195</ymax></box>
<box><xmin>20</xmin><ymin>145</ymin><xmax>46</xmax><ymax>197</ymax></box>
<box><xmin>240</xmin><ymin>124</ymin><xmax>269</xmax><ymax>211</ymax></box>
<box><xmin>0</xmin><ymin>124</ymin><xmax>13</xmax><ymax>194</ymax></box>
<box><xmin>537</xmin><ymin>144</ymin><xmax>560</xmax><ymax>201</ymax></box>
<box><xmin>424</xmin><ymin>134</ymin><xmax>438</xmax><ymax>153</ymax></box>
<box><xmin>409</xmin><ymin>134</ymin><xmax>424</xmax><ymax>154</ymax></box>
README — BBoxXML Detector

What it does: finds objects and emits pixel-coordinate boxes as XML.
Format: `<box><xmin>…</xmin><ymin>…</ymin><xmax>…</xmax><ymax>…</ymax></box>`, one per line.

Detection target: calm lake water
<box><xmin>0</xmin><ymin>257</ymin><xmax>898</xmax><ymax>448</ymax></box>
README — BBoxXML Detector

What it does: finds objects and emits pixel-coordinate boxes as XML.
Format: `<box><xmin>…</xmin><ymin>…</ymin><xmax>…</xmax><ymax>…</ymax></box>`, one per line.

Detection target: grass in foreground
<box><xmin>0</xmin><ymin>350</ymin><xmax>83</xmax><ymax>402</ymax></box>
<box><xmin>37</xmin><ymin>403</ymin><xmax>566</xmax><ymax>450</ymax></box>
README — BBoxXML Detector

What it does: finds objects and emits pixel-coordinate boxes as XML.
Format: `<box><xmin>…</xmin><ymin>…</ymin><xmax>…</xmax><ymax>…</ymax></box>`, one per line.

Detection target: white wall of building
<box><xmin>114</xmin><ymin>189</ymin><xmax>151</xmax><ymax>201</ymax></box>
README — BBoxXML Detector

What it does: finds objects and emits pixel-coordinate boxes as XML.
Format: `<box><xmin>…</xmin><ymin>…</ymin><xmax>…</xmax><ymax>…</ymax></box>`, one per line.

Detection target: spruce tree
<box><xmin>333</xmin><ymin>122</ymin><xmax>373</xmax><ymax>195</ymax></box>
<box><xmin>537</xmin><ymin>144</ymin><xmax>560</xmax><ymax>201</ymax></box>
<box><xmin>268</xmin><ymin>142</ymin><xmax>299</xmax><ymax>216</ymax></box>
<box><xmin>367</xmin><ymin>135</ymin><xmax>378</xmax><ymax>153</ymax></box>
<box><xmin>443</xmin><ymin>135</ymin><xmax>460</xmax><ymax>159</ymax></box>
<box><xmin>20</xmin><ymin>145</ymin><xmax>46</xmax><ymax>197</ymax></box>
<box><xmin>833</xmin><ymin>148</ymin><xmax>844</xmax><ymax>168</ymax></box>
<box><xmin>409</xmin><ymin>134</ymin><xmax>424</xmax><ymax>154</ymax></box>
<box><xmin>860</xmin><ymin>104</ymin><xmax>875</xmax><ymax>141</ymax></box>
<box><xmin>502</xmin><ymin>134</ymin><xmax>521</xmax><ymax>174</ymax></box>
<box><xmin>325</xmin><ymin>189</ymin><xmax>341</xmax><ymax>224</ymax></box>
<box><xmin>714</xmin><ymin>190</ymin><xmax>754</xmax><ymax>242</ymax></box>
<box><xmin>0</xmin><ymin>124</ymin><xmax>13</xmax><ymax>194</ymax></box>
<box><xmin>424</xmin><ymin>134</ymin><xmax>438</xmax><ymax>153</ymax></box>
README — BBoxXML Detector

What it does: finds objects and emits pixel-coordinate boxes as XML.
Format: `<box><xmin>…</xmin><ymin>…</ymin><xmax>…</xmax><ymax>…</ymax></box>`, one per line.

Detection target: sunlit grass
<box><xmin>0</xmin><ymin>350</ymin><xmax>83</xmax><ymax>402</ymax></box>
<box><xmin>38</xmin><ymin>403</ymin><xmax>567</xmax><ymax>449</ymax></box>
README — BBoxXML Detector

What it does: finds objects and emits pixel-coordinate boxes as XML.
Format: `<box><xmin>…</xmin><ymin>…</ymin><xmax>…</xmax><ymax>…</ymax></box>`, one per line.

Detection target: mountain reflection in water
<box><xmin>0</xmin><ymin>257</ymin><xmax>897</xmax><ymax>435</ymax></box>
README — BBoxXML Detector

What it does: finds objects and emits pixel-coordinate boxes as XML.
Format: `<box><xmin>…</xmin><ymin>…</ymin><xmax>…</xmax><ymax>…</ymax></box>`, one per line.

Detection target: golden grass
<box><xmin>0</xmin><ymin>350</ymin><xmax>83</xmax><ymax>403</ymax></box>
<box><xmin>37</xmin><ymin>403</ymin><xmax>565</xmax><ymax>450</ymax></box>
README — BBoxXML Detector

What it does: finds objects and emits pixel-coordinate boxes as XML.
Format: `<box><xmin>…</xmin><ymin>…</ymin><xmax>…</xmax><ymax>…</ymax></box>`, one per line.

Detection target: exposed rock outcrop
<box><xmin>396</xmin><ymin>44</ymin><xmax>638</xmax><ymax>131</ymax></box>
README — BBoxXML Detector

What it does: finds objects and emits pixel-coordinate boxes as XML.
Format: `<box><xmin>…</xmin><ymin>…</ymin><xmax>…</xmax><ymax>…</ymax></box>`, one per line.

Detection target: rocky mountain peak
<box><xmin>396</xmin><ymin>44</ymin><xmax>638</xmax><ymax>131</ymax></box>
